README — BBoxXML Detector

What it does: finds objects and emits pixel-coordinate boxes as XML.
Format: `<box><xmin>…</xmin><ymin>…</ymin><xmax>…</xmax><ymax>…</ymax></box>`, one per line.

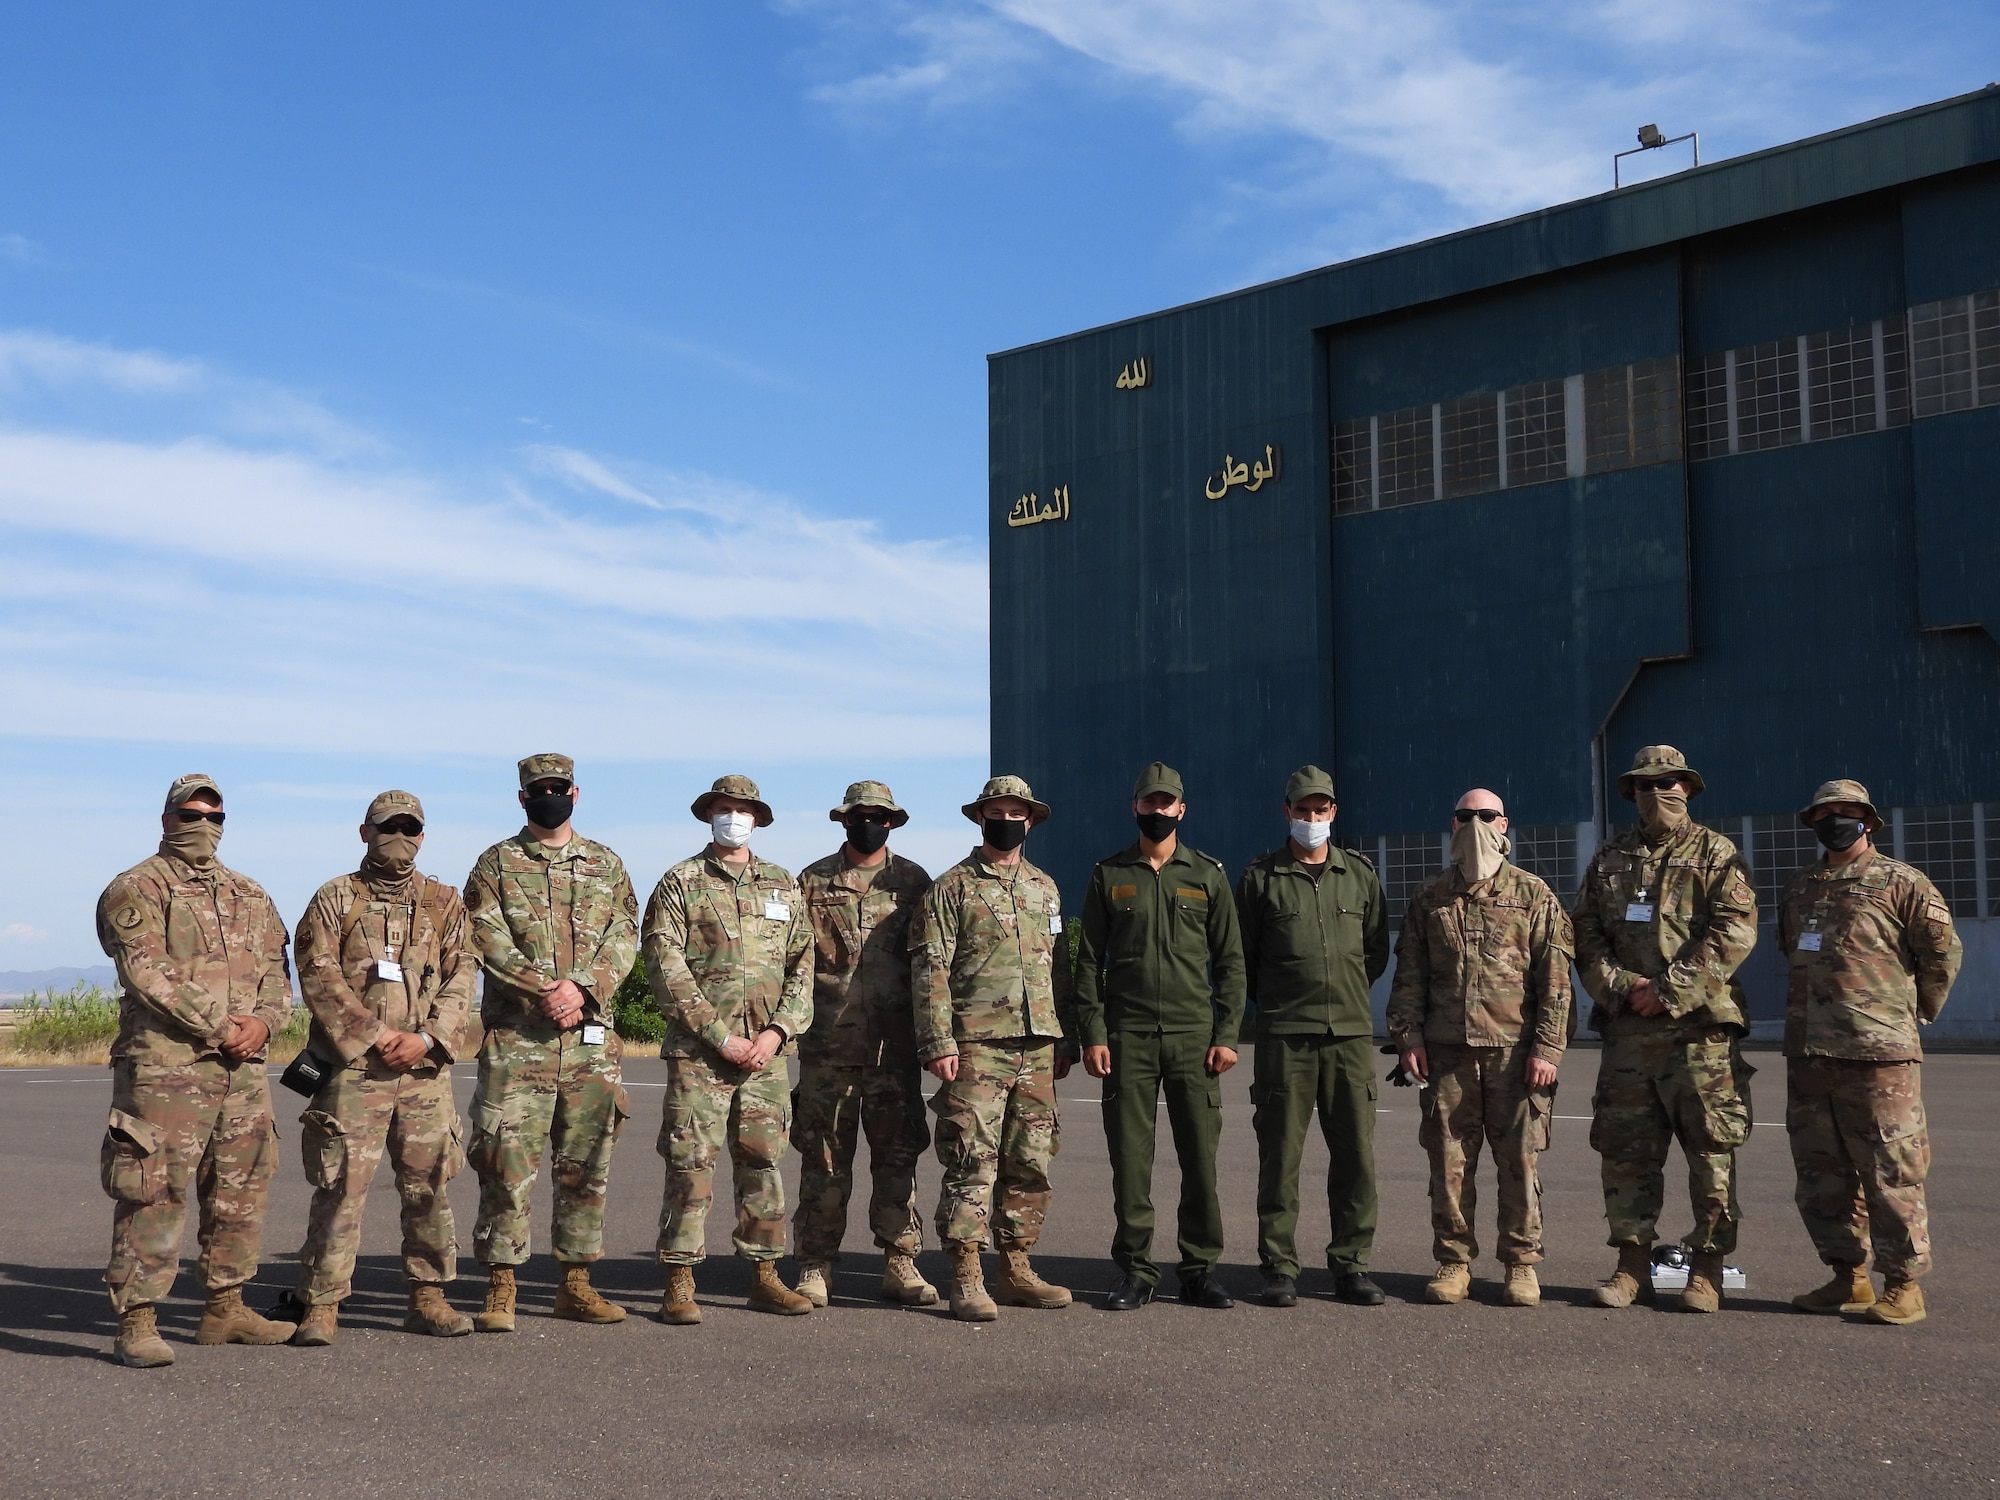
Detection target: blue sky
<box><xmin>0</xmin><ymin>1</ymin><xmax>1984</xmax><ymax>968</ymax></box>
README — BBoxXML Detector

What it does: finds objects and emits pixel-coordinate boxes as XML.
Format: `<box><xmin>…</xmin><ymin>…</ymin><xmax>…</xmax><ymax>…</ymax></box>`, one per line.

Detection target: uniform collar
<box><xmin>516</xmin><ymin>828</ymin><xmax>587</xmax><ymax>864</ymax></box>
<box><xmin>830</xmin><ymin>850</ymin><xmax>893</xmax><ymax>888</ymax></box>
<box><xmin>703</xmin><ymin>848</ymin><xmax>764</xmax><ymax>882</ymax></box>
<box><xmin>1104</xmin><ymin>840</ymin><xmax>1194</xmax><ymax>872</ymax></box>
<box><xmin>1809</xmin><ymin>846</ymin><xmax>1878</xmax><ymax>884</ymax></box>
<box><xmin>1271</xmin><ymin>844</ymin><xmax>1345</xmax><ymax>876</ymax></box>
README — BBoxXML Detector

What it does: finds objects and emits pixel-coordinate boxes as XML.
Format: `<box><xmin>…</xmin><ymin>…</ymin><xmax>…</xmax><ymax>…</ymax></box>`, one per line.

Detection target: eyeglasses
<box><xmin>1631</xmin><ymin>777</ymin><xmax>1684</xmax><ymax>793</ymax></box>
<box><xmin>525</xmin><ymin>781</ymin><xmax>572</xmax><ymax>797</ymax></box>
<box><xmin>172</xmin><ymin>808</ymin><xmax>225</xmax><ymax>825</ymax></box>
<box><xmin>846</xmin><ymin>810</ymin><xmax>894</xmax><ymax>826</ymax></box>
<box><xmin>1452</xmin><ymin>808</ymin><xmax>1501</xmax><ymax>824</ymax></box>
<box><xmin>374</xmin><ymin>816</ymin><xmax>425</xmax><ymax>837</ymax></box>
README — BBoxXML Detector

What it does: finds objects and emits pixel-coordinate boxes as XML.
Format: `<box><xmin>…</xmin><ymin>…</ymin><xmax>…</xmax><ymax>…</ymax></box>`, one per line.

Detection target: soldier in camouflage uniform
<box><xmin>463</xmin><ymin>753</ymin><xmax>638</xmax><ymax>1331</ymax></box>
<box><xmin>644</xmin><ymin>774</ymin><xmax>816</xmax><ymax>1322</ymax></box>
<box><xmin>94</xmin><ymin>773</ymin><xmax>298</xmax><ymax>1367</ymax></box>
<box><xmin>289</xmin><ymin>790</ymin><xmax>477</xmax><ymax>1345</ymax></box>
<box><xmin>1574</xmin><ymin>745</ymin><xmax>1758</xmax><ymax>1314</ymax></box>
<box><xmin>1387</xmin><ymin>788</ymin><xmax>1573</xmax><ymax>1310</ymax></box>
<box><xmin>1780</xmin><ymin>779</ymin><xmax>1961</xmax><ymax>1326</ymax></box>
<box><xmin>789</xmin><ymin>780</ymin><xmax>937</xmax><ymax>1309</ymax></box>
<box><xmin>910</xmin><ymin>775</ymin><xmax>1078</xmax><ymax>1322</ymax></box>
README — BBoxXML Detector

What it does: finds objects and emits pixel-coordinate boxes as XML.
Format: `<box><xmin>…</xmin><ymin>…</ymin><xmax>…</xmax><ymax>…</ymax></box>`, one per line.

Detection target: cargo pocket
<box><xmin>299</xmin><ymin>1108</ymin><xmax>349</xmax><ymax>1191</ymax></box>
<box><xmin>465</xmin><ymin>1101</ymin><xmax>505</xmax><ymax>1178</ymax></box>
<box><xmin>441</xmin><ymin>1110</ymin><xmax>466</xmax><ymax>1183</ymax></box>
<box><xmin>1690</xmin><ymin>1038</ymin><xmax>1752</xmax><ymax>1152</ymax></box>
<box><xmin>100</xmin><ymin>1109</ymin><xmax>166</xmax><ymax>1204</ymax></box>
<box><xmin>612</xmin><ymin>1086</ymin><xmax>632</xmax><ymax>1141</ymax></box>
<box><xmin>1527</xmin><ymin>1090</ymin><xmax>1554</xmax><ymax>1152</ymax></box>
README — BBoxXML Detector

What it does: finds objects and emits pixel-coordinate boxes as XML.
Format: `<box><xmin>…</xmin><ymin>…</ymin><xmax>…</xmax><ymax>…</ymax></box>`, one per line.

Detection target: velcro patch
<box><xmin>1110</xmin><ymin>885</ymin><xmax>1137</xmax><ymax>901</ymax></box>
<box><xmin>1175</xmin><ymin>887</ymin><xmax>1207</xmax><ymax>900</ymax></box>
<box><xmin>113</xmin><ymin>903</ymin><xmax>145</xmax><ymax>931</ymax></box>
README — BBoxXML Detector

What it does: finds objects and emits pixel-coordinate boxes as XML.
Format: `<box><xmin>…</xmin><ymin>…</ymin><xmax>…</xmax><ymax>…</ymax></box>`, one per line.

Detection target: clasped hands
<box><xmin>720</xmin><ymin>1028</ymin><xmax>785</xmax><ymax>1071</ymax></box>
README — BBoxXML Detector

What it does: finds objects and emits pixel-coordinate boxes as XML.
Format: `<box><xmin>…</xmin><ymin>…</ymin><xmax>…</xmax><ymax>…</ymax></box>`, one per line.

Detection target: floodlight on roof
<box><xmin>1615</xmin><ymin>123</ymin><xmax>1699</xmax><ymax>188</ymax></box>
<box><xmin>1637</xmin><ymin>123</ymin><xmax>1666</xmax><ymax>148</ymax></box>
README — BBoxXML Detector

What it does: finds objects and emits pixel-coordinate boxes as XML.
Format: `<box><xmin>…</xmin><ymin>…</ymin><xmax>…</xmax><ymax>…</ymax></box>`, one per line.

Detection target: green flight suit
<box><xmin>1076</xmin><ymin>841</ymin><xmax>1246</xmax><ymax>1286</ymax></box>
<box><xmin>1235</xmin><ymin>844</ymin><xmax>1389</xmax><ymax>1278</ymax></box>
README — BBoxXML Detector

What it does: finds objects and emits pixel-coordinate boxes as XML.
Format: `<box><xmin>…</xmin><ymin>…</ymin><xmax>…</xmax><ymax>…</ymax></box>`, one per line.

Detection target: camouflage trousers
<box><xmin>294</xmin><ymin>1059</ymin><xmax>464</xmax><ymax>1305</ymax></box>
<box><xmin>101</xmin><ymin>1054</ymin><xmax>279</xmax><ymax>1312</ymax></box>
<box><xmin>1787</xmin><ymin>1056</ymin><xmax>1932</xmax><ymax>1280</ymax></box>
<box><xmin>791</xmin><ymin>1055</ymin><xmax>929</xmax><ymax>1260</ymax></box>
<box><xmin>931</xmin><ymin>1038</ymin><xmax>1060</xmax><ymax>1249</ymax></box>
<box><xmin>1418</xmin><ymin>1041</ymin><xmax>1553</xmax><ymax>1266</ymax></box>
<box><xmin>468</xmin><ymin>1024</ymin><xmax>628</xmax><ymax>1266</ymax></box>
<box><xmin>656</xmin><ymin>1053</ymin><xmax>791</xmax><ymax>1264</ymax></box>
<box><xmin>1590</xmin><ymin>1021</ymin><xmax>1755</xmax><ymax>1254</ymax></box>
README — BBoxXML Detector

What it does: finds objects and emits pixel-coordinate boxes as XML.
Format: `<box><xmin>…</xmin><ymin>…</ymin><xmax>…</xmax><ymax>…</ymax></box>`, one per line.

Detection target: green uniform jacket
<box><xmin>797</xmin><ymin>848</ymin><xmax>931</xmax><ymax>1069</ymax></box>
<box><xmin>464</xmin><ymin>830</ymin><xmax>640</xmax><ymax>1030</ymax></box>
<box><xmin>1074</xmin><ymin>840</ymin><xmax>1246</xmax><ymax>1049</ymax></box>
<box><xmin>908</xmin><ymin>849</ymin><xmax>1076</xmax><ymax>1064</ymax></box>
<box><xmin>1234</xmin><ymin>845</ymin><xmax>1388</xmax><ymax>1036</ymax></box>
<box><xmin>643</xmin><ymin>850</ymin><xmax>814</xmax><ymax>1060</ymax></box>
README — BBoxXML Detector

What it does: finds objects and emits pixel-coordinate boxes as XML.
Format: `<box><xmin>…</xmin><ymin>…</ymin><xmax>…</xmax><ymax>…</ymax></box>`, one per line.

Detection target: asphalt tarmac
<box><xmin>2</xmin><ymin>1046</ymin><xmax>1996</xmax><ymax>1499</ymax></box>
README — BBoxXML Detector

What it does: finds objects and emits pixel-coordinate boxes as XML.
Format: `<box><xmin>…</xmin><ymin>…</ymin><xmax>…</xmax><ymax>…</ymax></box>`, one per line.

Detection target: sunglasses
<box><xmin>1452</xmin><ymin>808</ymin><xmax>1501</xmax><ymax>824</ymax></box>
<box><xmin>846</xmin><ymin>810</ymin><xmax>894</xmax><ymax>826</ymax></box>
<box><xmin>374</xmin><ymin>816</ymin><xmax>425</xmax><ymax>837</ymax></box>
<box><xmin>1631</xmin><ymin>777</ymin><xmax>1685</xmax><ymax>793</ymax></box>
<box><xmin>172</xmin><ymin>808</ymin><xmax>225</xmax><ymax>825</ymax></box>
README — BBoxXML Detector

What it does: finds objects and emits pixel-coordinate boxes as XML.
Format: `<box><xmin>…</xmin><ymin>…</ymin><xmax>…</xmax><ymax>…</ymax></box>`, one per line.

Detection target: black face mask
<box><xmin>981</xmin><ymin>816</ymin><xmax>1028</xmax><ymax>852</ymax></box>
<box><xmin>1815</xmin><ymin>815</ymin><xmax>1868</xmax><ymax>852</ymax></box>
<box><xmin>845</xmin><ymin>818</ymin><xmax>891</xmax><ymax>856</ymax></box>
<box><xmin>1135</xmin><ymin>810</ymin><xmax>1181</xmax><ymax>842</ymax></box>
<box><xmin>524</xmin><ymin>790</ymin><xmax>574</xmax><ymax>830</ymax></box>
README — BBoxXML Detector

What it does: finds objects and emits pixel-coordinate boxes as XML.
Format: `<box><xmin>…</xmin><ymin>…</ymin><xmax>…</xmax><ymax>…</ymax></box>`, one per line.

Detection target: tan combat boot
<box><xmin>1424</xmin><ymin>1262</ymin><xmax>1471</xmax><ymax>1304</ymax></box>
<box><xmin>946</xmin><ymin>1240</ymin><xmax>998</xmax><ymax>1322</ymax></box>
<box><xmin>114</xmin><ymin>1304</ymin><xmax>174</xmax><ymax>1368</ymax></box>
<box><xmin>659</xmin><ymin>1265</ymin><xmax>701</xmax><ymax>1325</ymax></box>
<box><xmin>405</xmin><ymin>1283</ymin><xmax>473</xmax><ymax>1336</ymax></box>
<box><xmin>195</xmin><ymin>1286</ymin><xmax>297</xmax><ymax>1346</ymax></box>
<box><xmin>993</xmin><ymin>1245</ymin><xmax>1070</xmax><ymax>1309</ymax></box>
<box><xmin>794</xmin><ymin>1259</ymin><xmax>831</xmax><ymax>1309</ymax></box>
<box><xmin>1792</xmin><ymin>1263</ymin><xmax>1875</xmax><ymax>1315</ymax></box>
<box><xmin>552</xmin><ymin>1265</ymin><xmax>627</xmax><ymax>1324</ymax></box>
<box><xmin>747</xmin><ymin>1259</ymin><xmax>813</xmax><ymax>1315</ymax></box>
<box><xmin>1593</xmin><ymin>1243</ymin><xmax>1654</xmax><ymax>1308</ymax></box>
<box><xmin>1680</xmin><ymin>1252</ymin><xmax>1725</xmax><ymax>1314</ymax></box>
<box><xmin>474</xmin><ymin>1266</ymin><xmax>517</xmax><ymax>1333</ymax></box>
<box><xmin>881</xmin><ymin>1250</ymin><xmax>939</xmax><ymax>1307</ymax></box>
<box><xmin>1867</xmin><ymin>1279</ymin><xmax>1926</xmax><ymax>1326</ymax></box>
<box><xmin>291</xmin><ymin>1303</ymin><xmax>338</xmax><ymax>1347</ymax></box>
<box><xmin>1501</xmin><ymin>1265</ymin><xmax>1541</xmax><ymax>1307</ymax></box>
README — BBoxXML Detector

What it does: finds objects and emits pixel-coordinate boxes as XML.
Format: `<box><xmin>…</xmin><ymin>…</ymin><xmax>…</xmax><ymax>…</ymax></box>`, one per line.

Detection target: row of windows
<box><xmin>1329</xmin><ymin>286</ymin><xmax>2000</xmax><ymax>516</ymax></box>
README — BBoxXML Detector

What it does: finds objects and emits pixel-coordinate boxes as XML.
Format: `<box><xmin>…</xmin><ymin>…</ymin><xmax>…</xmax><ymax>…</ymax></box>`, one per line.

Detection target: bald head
<box><xmin>1450</xmin><ymin>787</ymin><xmax>1507</xmax><ymax>835</ymax></box>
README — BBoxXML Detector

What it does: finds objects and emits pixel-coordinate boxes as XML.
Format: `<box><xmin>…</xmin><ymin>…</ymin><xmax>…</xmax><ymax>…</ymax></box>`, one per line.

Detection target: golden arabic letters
<box><xmin>1006</xmin><ymin>484</ymin><xmax>1072</xmax><ymax>528</ymax></box>
<box><xmin>1205</xmin><ymin>443</ymin><xmax>1282</xmax><ymax>500</ymax></box>
<box><xmin>1114</xmin><ymin>357</ymin><xmax>1152</xmax><ymax>390</ymax></box>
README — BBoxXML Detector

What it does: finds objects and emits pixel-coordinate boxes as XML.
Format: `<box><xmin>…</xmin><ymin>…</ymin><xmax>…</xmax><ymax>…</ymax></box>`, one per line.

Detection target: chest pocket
<box><xmin>810</xmin><ymin>894</ymin><xmax>859</xmax><ymax>967</ymax></box>
<box><xmin>165</xmin><ymin>897</ymin><xmax>208</xmax><ymax>960</ymax></box>
<box><xmin>1174</xmin><ymin>887</ymin><xmax>1210</xmax><ymax>926</ymax></box>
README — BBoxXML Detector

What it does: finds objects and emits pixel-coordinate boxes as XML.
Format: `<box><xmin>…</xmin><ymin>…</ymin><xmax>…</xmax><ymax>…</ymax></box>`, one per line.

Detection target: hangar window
<box><xmin>1376</xmin><ymin>404</ymin><xmax>1435</xmax><ymax>506</ymax></box>
<box><xmin>1807</xmin><ymin>321</ymin><xmax>1909</xmax><ymax>438</ymax></box>
<box><xmin>1375</xmin><ymin>832</ymin><xmax>1446</xmax><ymax>916</ymax></box>
<box><xmin>1897</xmin><ymin>804</ymin><xmax>1980</xmax><ymax>919</ymax></box>
<box><xmin>1511</xmin><ymin>823</ymin><xmax>1578</xmax><ymax>899</ymax></box>
<box><xmin>1733</xmin><ymin>339</ymin><xmax>1803</xmax><ymax>451</ymax></box>
<box><xmin>1330</xmin><ymin>417</ymin><xmax>1373</xmax><ymax>513</ymax></box>
<box><xmin>1585</xmin><ymin>356</ymin><xmax>1682</xmax><ymax>472</ymax></box>
<box><xmin>1503</xmin><ymin>379</ymin><xmax>1568</xmax><ymax>485</ymax></box>
<box><xmin>1746</xmin><ymin>815</ymin><xmax>1821</xmax><ymax>916</ymax></box>
<box><xmin>1439</xmin><ymin>393</ymin><xmax>1500</xmax><ymax>497</ymax></box>
<box><xmin>1910</xmin><ymin>291</ymin><xmax>2000</xmax><ymax>416</ymax></box>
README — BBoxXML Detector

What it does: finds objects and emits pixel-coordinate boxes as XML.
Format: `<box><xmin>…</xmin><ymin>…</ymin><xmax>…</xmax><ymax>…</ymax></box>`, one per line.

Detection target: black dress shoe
<box><xmin>1178</xmin><ymin>1273</ymin><xmax>1234</xmax><ymax>1309</ymax></box>
<box><xmin>1334</xmin><ymin>1271</ymin><xmax>1385</xmax><ymax>1306</ymax></box>
<box><xmin>1101</xmin><ymin>1274</ymin><xmax>1155</xmax><ymax>1311</ymax></box>
<box><xmin>1259</xmin><ymin>1273</ymin><xmax>1298</xmax><ymax>1308</ymax></box>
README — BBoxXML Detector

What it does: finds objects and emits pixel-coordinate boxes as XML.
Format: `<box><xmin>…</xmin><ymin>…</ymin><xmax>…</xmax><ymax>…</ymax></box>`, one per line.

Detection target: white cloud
<box><xmin>0</xmin><ymin>923</ymin><xmax>48</xmax><ymax>943</ymax></box>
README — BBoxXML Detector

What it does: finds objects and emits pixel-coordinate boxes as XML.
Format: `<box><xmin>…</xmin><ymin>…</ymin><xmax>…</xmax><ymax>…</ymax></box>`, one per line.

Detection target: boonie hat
<box><xmin>693</xmin><ymin>773</ymin><xmax>774</xmax><ymax>827</ymax></box>
<box><xmin>518</xmin><ymin>752</ymin><xmax>575</xmax><ymax>789</ymax></box>
<box><xmin>1284</xmin><ymin>765</ymin><xmax>1336</xmax><ymax>805</ymax></box>
<box><xmin>366</xmin><ymin>789</ymin><xmax>425</xmax><ymax>827</ymax></box>
<box><xmin>829</xmin><ymin>780</ymin><xmax>909</xmax><ymax>828</ymax></box>
<box><xmin>962</xmin><ymin>774</ymin><xmax>1051</xmax><ymax>827</ymax></box>
<box><xmin>1132</xmin><ymin>761</ymin><xmax>1184</xmax><ymax>801</ymax></box>
<box><xmin>1618</xmin><ymin>745</ymin><xmax>1706</xmax><ymax>801</ymax></box>
<box><xmin>1798</xmin><ymin>778</ymin><xmax>1884</xmax><ymax>831</ymax></box>
<box><xmin>164</xmin><ymin>773</ymin><xmax>222</xmax><ymax>810</ymax></box>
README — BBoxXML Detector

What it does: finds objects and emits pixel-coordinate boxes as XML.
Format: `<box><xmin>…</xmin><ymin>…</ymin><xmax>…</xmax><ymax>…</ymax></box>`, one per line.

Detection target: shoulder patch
<box><xmin>1342</xmin><ymin>846</ymin><xmax>1376</xmax><ymax>869</ymax></box>
<box><xmin>112</xmin><ymin>902</ymin><xmax>146</xmax><ymax>931</ymax></box>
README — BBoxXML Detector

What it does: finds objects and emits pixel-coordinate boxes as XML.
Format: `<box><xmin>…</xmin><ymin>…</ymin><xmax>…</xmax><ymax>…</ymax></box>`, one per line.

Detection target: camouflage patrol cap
<box><xmin>829</xmin><ymin>779</ymin><xmax>909</xmax><ymax>828</ymax></box>
<box><xmin>692</xmin><ymin>773</ymin><xmax>774</xmax><ymax>827</ymax></box>
<box><xmin>1798</xmin><ymin>778</ymin><xmax>1884</xmax><ymax>830</ymax></box>
<box><xmin>1618</xmin><ymin>744</ymin><xmax>1707</xmax><ymax>800</ymax></box>
<box><xmin>163</xmin><ymin>773</ymin><xmax>222</xmax><ymax>810</ymax></box>
<box><xmin>1132</xmin><ymin>761</ymin><xmax>1184</xmax><ymax>801</ymax></box>
<box><xmin>364</xmin><ymin>789</ymin><xmax>425</xmax><ymax>827</ymax></box>
<box><xmin>1283</xmin><ymin>765</ymin><xmax>1336</xmax><ymax>806</ymax></box>
<box><xmin>517</xmin><ymin>752</ymin><xmax>574</xmax><ymax>789</ymax></box>
<box><xmin>962</xmin><ymin>774</ymin><xmax>1051</xmax><ymax>827</ymax></box>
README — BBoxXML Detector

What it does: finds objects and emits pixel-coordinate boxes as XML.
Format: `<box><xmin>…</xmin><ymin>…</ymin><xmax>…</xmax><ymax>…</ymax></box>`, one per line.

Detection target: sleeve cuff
<box><xmin>917</xmin><ymin>1040</ymin><xmax>956</xmax><ymax>1064</ymax></box>
<box><xmin>701</xmin><ymin>1021</ymin><xmax>732</xmax><ymax>1051</ymax></box>
<box><xmin>1532</xmin><ymin>1042</ymin><xmax>1566</xmax><ymax>1065</ymax></box>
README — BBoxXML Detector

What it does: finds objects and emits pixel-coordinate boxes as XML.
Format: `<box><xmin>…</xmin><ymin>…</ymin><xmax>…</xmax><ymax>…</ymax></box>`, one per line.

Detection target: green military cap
<box><xmin>1618</xmin><ymin>744</ymin><xmax>1706</xmax><ymax>800</ymax></box>
<box><xmin>692</xmin><ymin>773</ymin><xmax>774</xmax><ymax>827</ymax></box>
<box><xmin>517</xmin><ymin>752</ymin><xmax>574</xmax><ymax>789</ymax></box>
<box><xmin>1131</xmin><ymin>761</ymin><xmax>1184</xmax><ymax>800</ymax></box>
<box><xmin>1798</xmin><ymin>778</ymin><xmax>1884</xmax><ymax>830</ymax></box>
<box><xmin>829</xmin><ymin>779</ymin><xmax>909</xmax><ymax>828</ymax></box>
<box><xmin>1283</xmin><ymin>765</ymin><xmax>1336</xmax><ymax>805</ymax></box>
<box><xmin>365</xmin><ymin>789</ymin><xmax>425</xmax><ymax>826</ymax></box>
<box><xmin>962</xmin><ymin>774</ymin><xmax>1051</xmax><ymax>827</ymax></box>
<box><xmin>164</xmin><ymin>772</ymin><xmax>222</xmax><ymax>809</ymax></box>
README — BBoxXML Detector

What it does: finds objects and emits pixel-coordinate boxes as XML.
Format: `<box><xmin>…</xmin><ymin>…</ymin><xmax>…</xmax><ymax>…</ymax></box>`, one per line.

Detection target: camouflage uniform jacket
<box><xmin>95</xmin><ymin>850</ymin><xmax>292</xmax><ymax>1065</ymax></box>
<box><xmin>1573</xmin><ymin>821</ymin><xmax>1757</xmax><ymax>1033</ymax></box>
<box><xmin>1777</xmin><ymin>849</ymin><xmax>1961</xmax><ymax>1061</ymax></box>
<box><xmin>1385</xmin><ymin>861</ymin><xmax>1574</xmax><ymax>1064</ymax></box>
<box><xmin>797</xmin><ymin>849</ymin><xmax>932</xmax><ymax>1069</ymax></box>
<box><xmin>295</xmin><ymin>870</ymin><xmax>477</xmax><ymax>1067</ymax></box>
<box><xmin>464</xmin><ymin>830</ymin><xmax>639</xmax><ymax>1030</ymax></box>
<box><xmin>643</xmin><ymin>851</ymin><xmax>814</xmax><ymax>1059</ymax></box>
<box><xmin>909</xmin><ymin>850</ymin><xmax>1076</xmax><ymax>1065</ymax></box>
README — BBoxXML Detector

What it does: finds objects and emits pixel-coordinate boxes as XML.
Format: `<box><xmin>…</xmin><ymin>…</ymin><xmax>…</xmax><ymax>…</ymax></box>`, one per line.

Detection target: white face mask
<box><xmin>1288</xmin><ymin>817</ymin><xmax>1332</xmax><ymax>850</ymax></box>
<box><xmin>711</xmin><ymin>811</ymin><xmax>755</xmax><ymax>849</ymax></box>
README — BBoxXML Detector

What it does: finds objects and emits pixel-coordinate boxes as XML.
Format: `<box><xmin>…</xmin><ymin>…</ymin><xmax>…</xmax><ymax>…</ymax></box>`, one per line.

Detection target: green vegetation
<box><xmin>611</xmin><ymin>957</ymin><xmax>665</xmax><ymax>1044</ymax></box>
<box><xmin>12</xmin><ymin>982</ymin><xmax>121</xmax><ymax>1052</ymax></box>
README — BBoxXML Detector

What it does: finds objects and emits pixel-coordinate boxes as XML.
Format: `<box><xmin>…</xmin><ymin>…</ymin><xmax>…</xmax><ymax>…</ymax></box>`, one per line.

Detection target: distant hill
<box><xmin>0</xmin><ymin>965</ymin><xmax>117</xmax><ymax>1001</ymax></box>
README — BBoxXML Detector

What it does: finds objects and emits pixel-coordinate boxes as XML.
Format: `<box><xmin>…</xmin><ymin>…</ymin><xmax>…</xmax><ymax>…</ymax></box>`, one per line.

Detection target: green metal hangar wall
<box><xmin>988</xmin><ymin>87</ymin><xmax>2000</xmax><ymax>1042</ymax></box>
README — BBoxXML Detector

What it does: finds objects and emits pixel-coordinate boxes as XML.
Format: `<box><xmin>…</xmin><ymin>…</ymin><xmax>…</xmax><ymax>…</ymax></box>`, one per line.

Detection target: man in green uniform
<box><xmin>463</xmin><ymin>753</ymin><xmax>639</xmax><ymax>1331</ymax></box>
<box><xmin>1779</xmin><ymin>779</ymin><xmax>1961</xmax><ymax>1326</ymax></box>
<box><xmin>1574</xmin><ymin>745</ymin><xmax>1758</xmax><ymax>1314</ymax></box>
<box><xmin>1235</xmin><ymin>765</ymin><xmax>1389</xmax><ymax>1308</ymax></box>
<box><xmin>1076</xmin><ymin>761</ymin><xmax>1245</xmax><ymax>1311</ymax></box>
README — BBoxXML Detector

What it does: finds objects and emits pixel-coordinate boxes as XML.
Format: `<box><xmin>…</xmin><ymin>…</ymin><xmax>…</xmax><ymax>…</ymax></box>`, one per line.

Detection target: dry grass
<box><xmin>0</xmin><ymin>981</ymin><xmax>310</xmax><ymax>1068</ymax></box>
